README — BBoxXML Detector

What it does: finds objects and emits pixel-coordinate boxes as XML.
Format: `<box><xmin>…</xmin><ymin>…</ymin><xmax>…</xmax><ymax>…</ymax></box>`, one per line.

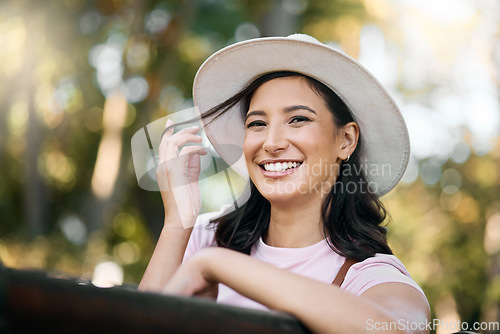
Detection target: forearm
<box><xmin>138</xmin><ymin>217</ymin><xmax>193</xmax><ymax>292</ymax></box>
<box><xmin>201</xmin><ymin>248</ymin><xmax>406</xmax><ymax>334</ymax></box>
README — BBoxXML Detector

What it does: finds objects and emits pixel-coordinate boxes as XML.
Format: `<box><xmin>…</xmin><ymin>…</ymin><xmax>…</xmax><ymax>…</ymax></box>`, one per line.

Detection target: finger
<box><xmin>163</xmin><ymin>125</ymin><xmax>201</xmax><ymax>143</ymax></box>
<box><xmin>186</xmin><ymin>153</ymin><xmax>201</xmax><ymax>184</ymax></box>
<box><xmin>163</xmin><ymin>145</ymin><xmax>207</xmax><ymax>179</ymax></box>
<box><xmin>170</xmin><ymin>125</ymin><xmax>201</xmax><ymax>138</ymax></box>
<box><xmin>169</xmin><ymin>134</ymin><xmax>204</xmax><ymax>147</ymax></box>
<box><xmin>178</xmin><ymin>145</ymin><xmax>208</xmax><ymax>157</ymax></box>
<box><xmin>161</xmin><ymin>119</ymin><xmax>175</xmax><ymax>139</ymax></box>
<box><xmin>159</xmin><ymin>135</ymin><xmax>204</xmax><ymax>162</ymax></box>
<box><xmin>162</xmin><ymin>123</ymin><xmax>200</xmax><ymax>143</ymax></box>
<box><xmin>167</xmin><ymin>146</ymin><xmax>206</xmax><ymax>174</ymax></box>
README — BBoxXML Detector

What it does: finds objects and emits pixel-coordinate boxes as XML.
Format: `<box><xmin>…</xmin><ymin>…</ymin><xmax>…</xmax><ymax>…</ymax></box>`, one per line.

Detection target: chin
<box><xmin>254</xmin><ymin>180</ymin><xmax>306</xmax><ymax>203</ymax></box>
<box><xmin>261</xmin><ymin>193</ymin><xmax>300</xmax><ymax>206</ymax></box>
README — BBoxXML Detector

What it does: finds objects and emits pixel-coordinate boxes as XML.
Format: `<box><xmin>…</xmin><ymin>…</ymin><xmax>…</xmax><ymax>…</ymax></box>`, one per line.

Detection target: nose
<box><xmin>262</xmin><ymin>124</ymin><xmax>289</xmax><ymax>154</ymax></box>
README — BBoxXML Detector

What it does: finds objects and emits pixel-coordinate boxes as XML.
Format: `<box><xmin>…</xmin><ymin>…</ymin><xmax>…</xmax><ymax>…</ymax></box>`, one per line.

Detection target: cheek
<box><xmin>298</xmin><ymin>129</ymin><xmax>338</xmax><ymax>160</ymax></box>
<box><xmin>243</xmin><ymin>133</ymin><xmax>258</xmax><ymax>160</ymax></box>
<box><xmin>314</xmin><ymin>124</ymin><xmax>338</xmax><ymax>150</ymax></box>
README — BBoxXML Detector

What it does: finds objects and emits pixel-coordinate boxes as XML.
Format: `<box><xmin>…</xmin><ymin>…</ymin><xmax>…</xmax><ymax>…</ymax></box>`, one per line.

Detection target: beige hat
<box><xmin>193</xmin><ymin>34</ymin><xmax>410</xmax><ymax>196</ymax></box>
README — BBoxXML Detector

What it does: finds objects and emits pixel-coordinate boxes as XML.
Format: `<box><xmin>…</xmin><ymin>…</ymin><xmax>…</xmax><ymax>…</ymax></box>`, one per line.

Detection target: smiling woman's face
<box><xmin>243</xmin><ymin>76</ymin><xmax>344</xmax><ymax>205</ymax></box>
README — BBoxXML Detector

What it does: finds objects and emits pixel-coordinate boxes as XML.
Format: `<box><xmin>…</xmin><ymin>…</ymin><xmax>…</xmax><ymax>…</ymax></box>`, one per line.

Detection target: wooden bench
<box><xmin>0</xmin><ymin>262</ymin><xmax>310</xmax><ymax>334</ymax></box>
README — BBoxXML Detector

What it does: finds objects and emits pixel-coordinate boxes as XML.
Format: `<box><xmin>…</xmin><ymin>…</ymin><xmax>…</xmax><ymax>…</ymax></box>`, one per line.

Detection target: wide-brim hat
<box><xmin>193</xmin><ymin>34</ymin><xmax>410</xmax><ymax>197</ymax></box>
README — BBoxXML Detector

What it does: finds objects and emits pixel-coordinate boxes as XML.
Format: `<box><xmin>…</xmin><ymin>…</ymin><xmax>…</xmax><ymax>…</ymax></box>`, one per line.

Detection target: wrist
<box><xmin>164</xmin><ymin>209</ymin><xmax>197</xmax><ymax>229</ymax></box>
<box><xmin>163</xmin><ymin>213</ymin><xmax>195</xmax><ymax>231</ymax></box>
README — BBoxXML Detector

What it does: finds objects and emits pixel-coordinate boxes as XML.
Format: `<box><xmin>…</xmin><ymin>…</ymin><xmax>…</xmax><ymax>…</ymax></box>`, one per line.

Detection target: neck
<box><xmin>263</xmin><ymin>196</ymin><xmax>325</xmax><ymax>248</ymax></box>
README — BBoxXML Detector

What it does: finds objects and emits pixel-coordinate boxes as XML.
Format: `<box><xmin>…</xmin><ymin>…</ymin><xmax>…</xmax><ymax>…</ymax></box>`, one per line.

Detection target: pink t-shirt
<box><xmin>183</xmin><ymin>209</ymin><xmax>426</xmax><ymax>311</ymax></box>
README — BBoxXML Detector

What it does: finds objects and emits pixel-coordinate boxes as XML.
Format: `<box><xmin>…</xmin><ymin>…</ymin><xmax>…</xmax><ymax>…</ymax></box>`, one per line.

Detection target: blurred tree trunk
<box><xmin>23</xmin><ymin>7</ymin><xmax>48</xmax><ymax>237</ymax></box>
<box><xmin>0</xmin><ymin>79</ymin><xmax>13</xmax><ymax>170</ymax></box>
<box><xmin>85</xmin><ymin>0</ymin><xmax>149</xmax><ymax>234</ymax></box>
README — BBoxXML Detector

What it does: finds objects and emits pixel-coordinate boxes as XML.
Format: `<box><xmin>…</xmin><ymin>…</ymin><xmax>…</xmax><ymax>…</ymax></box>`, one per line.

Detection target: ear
<box><xmin>338</xmin><ymin>122</ymin><xmax>359</xmax><ymax>161</ymax></box>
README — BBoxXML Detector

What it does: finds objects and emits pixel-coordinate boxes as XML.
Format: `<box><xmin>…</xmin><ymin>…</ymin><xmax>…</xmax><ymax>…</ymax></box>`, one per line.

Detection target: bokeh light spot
<box><xmin>113</xmin><ymin>241</ymin><xmax>140</xmax><ymax>265</ymax></box>
<box><xmin>484</xmin><ymin>212</ymin><xmax>500</xmax><ymax>255</ymax></box>
<box><xmin>420</xmin><ymin>160</ymin><xmax>442</xmax><ymax>185</ymax></box>
<box><xmin>92</xmin><ymin>261</ymin><xmax>123</xmax><ymax>287</ymax></box>
<box><xmin>112</xmin><ymin>212</ymin><xmax>137</xmax><ymax>238</ymax></box>
<box><xmin>282</xmin><ymin>0</ymin><xmax>308</xmax><ymax>15</ymax></box>
<box><xmin>235</xmin><ymin>23</ymin><xmax>260</xmax><ymax>42</ymax></box>
<box><xmin>59</xmin><ymin>215</ymin><xmax>87</xmax><ymax>246</ymax></box>
<box><xmin>453</xmin><ymin>194</ymin><xmax>480</xmax><ymax>224</ymax></box>
<box><xmin>8</xmin><ymin>99</ymin><xmax>29</xmax><ymax>136</ymax></box>
<box><xmin>440</xmin><ymin>168</ymin><xmax>462</xmax><ymax>190</ymax></box>
<box><xmin>124</xmin><ymin>76</ymin><xmax>149</xmax><ymax>103</ymax></box>
<box><xmin>440</xmin><ymin>190</ymin><xmax>462</xmax><ymax>211</ymax></box>
<box><xmin>80</xmin><ymin>11</ymin><xmax>101</xmax><ymax>35</ymax></box>
<box><xmin>145</xmin><ymin>8</ymin><xmax>171</xmax><ymax>35</ymax></box>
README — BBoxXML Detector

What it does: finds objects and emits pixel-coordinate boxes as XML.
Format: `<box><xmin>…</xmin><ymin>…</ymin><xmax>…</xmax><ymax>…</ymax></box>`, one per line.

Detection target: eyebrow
<box><xmin>285</xmin><ymin>105</ymin><xmax>317</xmax><ymax>114</ymax></box>
<box><xmin>245</xmin><ymin>105</ymin><xmax>317</xmax><ymax>120</ymax></box>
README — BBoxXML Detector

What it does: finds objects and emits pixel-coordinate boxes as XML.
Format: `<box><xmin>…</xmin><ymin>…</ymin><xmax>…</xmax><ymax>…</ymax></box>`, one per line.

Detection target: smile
<box><xmin>260</xmin><ymin>161</ymin><xmax>303</xmax><ymax>172</ymax></box>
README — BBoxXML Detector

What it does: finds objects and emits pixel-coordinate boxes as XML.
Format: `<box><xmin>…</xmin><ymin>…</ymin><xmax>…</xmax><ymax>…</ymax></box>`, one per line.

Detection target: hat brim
<box><xmin>193</xmin><ymin>35</ymin><xmax>410</xmax><ymax>197</ymax></box>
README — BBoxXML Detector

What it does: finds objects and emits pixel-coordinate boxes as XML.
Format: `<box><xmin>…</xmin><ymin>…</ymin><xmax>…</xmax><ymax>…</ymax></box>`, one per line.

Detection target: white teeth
<box><xmin>263</xmin><ymin>162</ymin><xmax>301</xmax><ymax>172</ymax></box>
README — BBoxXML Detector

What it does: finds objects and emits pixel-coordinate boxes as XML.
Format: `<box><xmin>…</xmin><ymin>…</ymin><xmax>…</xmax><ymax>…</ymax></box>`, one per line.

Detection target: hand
<box><xmin>157</xmin><ymin>119</ymin><xmax>207</xmax><ymax>228</ymax></box>
<box><xmin>162</xmin><ymin>251</ymin><xmax>218</xmax><ymax>300</ymax></box>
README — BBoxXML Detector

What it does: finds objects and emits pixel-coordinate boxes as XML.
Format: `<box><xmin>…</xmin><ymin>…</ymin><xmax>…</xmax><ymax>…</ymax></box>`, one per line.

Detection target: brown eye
<box><xmin>290</xmin><ymin>116</ymin><xmax>311</xmax><ymax>124</ymax></box>
<box><xmin>247</xmin><ymin>120</ymin><xmax>266</xmax><ymax>128</ymax></box>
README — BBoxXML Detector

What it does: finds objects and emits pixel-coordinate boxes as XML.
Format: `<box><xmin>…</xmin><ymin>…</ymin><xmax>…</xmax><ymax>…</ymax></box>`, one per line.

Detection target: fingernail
<box><xmin>166</xmin><ymin>119</ymin><xmax>173</xmax><ymax>127</ymax></box>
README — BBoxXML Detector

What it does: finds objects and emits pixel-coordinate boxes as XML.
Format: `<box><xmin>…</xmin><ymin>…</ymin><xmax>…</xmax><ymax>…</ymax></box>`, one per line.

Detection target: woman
<box><xmin>139</xmin><ymin>34</ymin><xmax>430</xmax><ymax>333</ymax></box>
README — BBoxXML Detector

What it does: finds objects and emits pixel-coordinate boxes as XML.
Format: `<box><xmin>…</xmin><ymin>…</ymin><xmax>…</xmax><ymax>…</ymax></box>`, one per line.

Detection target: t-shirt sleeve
<box><xmin>182</xmin><ymin>206</ymin><xmax>229</xmax><ymax>263</ymax></box>
<box><xmin>341</xmin><ymin>254</ymin><xmax>426</xmax><ymax>298</ymax></box>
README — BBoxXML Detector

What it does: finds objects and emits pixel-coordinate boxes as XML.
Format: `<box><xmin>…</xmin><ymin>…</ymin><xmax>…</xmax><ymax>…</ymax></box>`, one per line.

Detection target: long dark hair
<box><xmin>200</xmin><ymin>71</ymin><xmax>392</xmax><ymax>261</ymax></box>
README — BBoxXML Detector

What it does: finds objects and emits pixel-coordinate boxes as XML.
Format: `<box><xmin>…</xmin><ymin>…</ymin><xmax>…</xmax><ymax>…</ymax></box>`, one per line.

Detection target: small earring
<box><xmin>344</xmin><ymin>155</ymin><xmax>350</xmax><ymax>162</ymax></box>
